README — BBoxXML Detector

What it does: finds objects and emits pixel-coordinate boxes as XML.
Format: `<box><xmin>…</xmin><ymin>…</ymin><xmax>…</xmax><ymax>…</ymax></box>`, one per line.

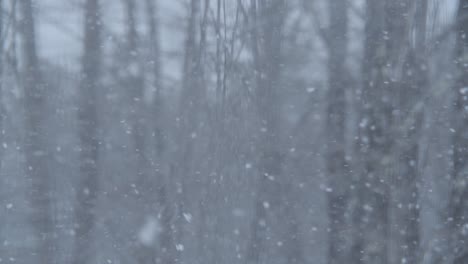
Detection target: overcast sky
<box><xmin>37</xmin><ymin>0</ymin><xmax>184</xmax><ymax>79</ymax></box>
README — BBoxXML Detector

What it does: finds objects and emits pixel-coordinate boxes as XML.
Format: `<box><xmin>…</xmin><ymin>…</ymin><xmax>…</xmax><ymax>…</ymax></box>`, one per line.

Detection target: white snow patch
<box><xmin>138</xmin><ymin>216</ymin><xmax>161</xmax><ymax>246</ymax></box>
<box><xmin>319</xmin><ymin>184</ymin><xmax>333</xmax><ymax>192</ymax></box>
<box><xmin>463</xmin><ymin>223</ymin><xmax>468</xmax><ymax>235</ymax></box>
<box><xmin>232</xmin><ymin>208</ymin><xmax>246</xmax><ymax>217</ymax></box>
<box><xmin>183</xmin><ymin>213</ymin><xmax>192</xmax><ymax>223</ymax></box>
<box><xmin>359</xmin><ymin>118</ymin><xmax>368</xmax><ymax>128</ymax></box>
<box><xmin>175</xmin><ymin>244</ymin><xmax>184</xmax><ymax>251</ymax></box>
<box><xmin>306</xmin><ymin>87</ymin><xmax>316</xmax><ymax>93</ymax></box>
<box><xmin>363</xmin><ymin>204</ymin><xmax>373</xmax><ymax>212</ymax></box>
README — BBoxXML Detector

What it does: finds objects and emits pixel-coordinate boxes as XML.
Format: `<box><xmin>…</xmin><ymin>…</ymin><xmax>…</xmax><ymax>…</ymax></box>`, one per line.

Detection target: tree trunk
<box><xmin>144</xmin><ymin>1</ymin><xmax>176</xmax><ymax>263</ymax></box>
<box><xmin>171</xmin><ymin>0</ymin><xmax>204</xmax><ymax>262</ymax></box>
<box><xmin>391</xmin><ymin>1</ymin><xmax>427</xmax><ymax>263</ymax></box>
<box><xmin>357</xmin><ymin>0</ymin><xmax>391</xmax><ymax>263</ymax></box>
<box><xmin>383</xmin><ymin>1</ymin><xmax>424</xmax><ymax>264</ymax></box>
<box><xmin>449</xmin><ymin>0</ymin><xmax>468</xmax><ymax>262</ymax></box>
<box><xmin>325</xmin><ymin>0</ymin><xmax>349</xmax><ymax>263</ymax></box>
<box><xmin>73</xmin><ymin>0</ymin><xmax>101</xmax><ymax>263</ymax></box>
<box><xmin>0</xmin><ymin>0</ymin><xmax>3</xmax><ymax>173</ymax></box>
<box><xmin>246</xmin><ymin>1</ymin><xmax>292</xmax><ymax>263</ymax></box>
<box><xmin>0</xmin><ymin>0</ymin><xmax>3</xmax><ymax>254</ymax></box>
<box><xmin>18</xmin><ymin>1</ymin><xmax>54</xmax><ymax>263</ymax></box>
<box><xmin>121</xmin><ymin>1</ymin><xmax>160</xmax><ymax>263</ymax></box>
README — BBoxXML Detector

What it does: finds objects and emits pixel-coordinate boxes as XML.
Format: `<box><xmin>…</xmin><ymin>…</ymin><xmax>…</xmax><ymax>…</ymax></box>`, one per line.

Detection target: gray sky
<box><xmin>38</xmin><ymin>0</ymin><xmax>184</xmax><ymax>80</ymax></box>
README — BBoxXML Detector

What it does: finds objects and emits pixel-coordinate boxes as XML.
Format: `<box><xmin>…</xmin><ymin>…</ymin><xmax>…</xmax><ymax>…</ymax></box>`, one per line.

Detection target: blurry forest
<box><xmin>0</xmin><ymin>0</ymin><xmax>467</xmax><ymax>263</ymax></box>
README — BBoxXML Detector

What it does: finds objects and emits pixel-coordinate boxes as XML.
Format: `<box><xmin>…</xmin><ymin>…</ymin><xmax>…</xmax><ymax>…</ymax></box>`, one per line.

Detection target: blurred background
<box><xmin>0</xmin><ymin>0</ymin><xmax>466</xmax><ymax>263</ymax></box>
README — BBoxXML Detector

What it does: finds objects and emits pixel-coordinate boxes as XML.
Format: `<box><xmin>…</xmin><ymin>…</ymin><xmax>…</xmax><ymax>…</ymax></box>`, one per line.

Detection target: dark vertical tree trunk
<box><xmin>326</xmin><ymin>0</ymin><xmax>349</xmax><ymax>263</ymax></box>
<box><xmin>145</xmin><ymin>0</ymin><xmax>163</xmax><ymax>160</ymax></box>
<box><xmin>450</xmin><ymin>0</ymin><xmax>468</xmax><ymax>262</ymax></box>
<box><xmin>122</xmin><ymin>1</ymin><xmax>159</xmax><ymax>263</ymax></box>
<box><xmin>392</xmin><ymin>1</ymin><xmax>427</xmax><ymax>263</ymax></box>
<box><xmin>123</xmin><ymin>0</ymin><xmax>146</xmax><ymax>177</ymax></box>
<box><xmin>73</xmin><ymin>0</ymin><xmax>101</xmax><ymax>263</ymax></box>
<box><xmin>0</xmin><ymin>1</ymin><xmax>3</xmax><ymax>256</ymax></box>
<box><xmin>215</xmin><ymin>0</ymin><xmax>222</xmax><ymax>102</ymax></box>
<box><xmin>172</xmin><ymin>0</ymin><xmax>204</xmax><ymax>262</ymax></box>
<box><xmin>0</xmin><ymin>0</ymin><xmax>3</xmax><ymax>168</ymax></box>
<box><xmin>246</xmin><ymin>1</ymin><xmax>291</xmax><ymax>263</ymax></box>
<box><xmin>357</xmin><ymin>1</ymin><xmax>419</xmax><ymax>263</ymax></box>
<box><xmin>246</xmin><ymin>1</ymin><xmax>268</xmax><ymax>262</ymax></box>
<box><xmin>357</xmin><ymin>0</ymin><xmax>390</xmax><ymax>263</ymax></box>
<box><xmin>18</xmin><ymin>1</ymin><xmax>54</xmax><ymax>263</ymax></box>
<box><xmin>144</xmin><ymin>1</ymin><xmax>176</xmax><ymax>263</ymax></box>
<box><xmin>178</xmin><ymin>0</ymin><xmax>201</xmax><ymax>181</ymax></box>
<box><xmin>383</xmin><ymin>1</ymin><xmax>423</xmax><ymax>264</ymax></box>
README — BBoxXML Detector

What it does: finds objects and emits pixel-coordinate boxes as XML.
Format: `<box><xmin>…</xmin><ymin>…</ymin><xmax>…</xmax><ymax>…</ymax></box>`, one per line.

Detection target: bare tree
<box><xmin>122</xmin><ymin>0</ymin><xmax>146</xmax><ymax>182</ymax></box>
<box><xmin>18</xmin><ymin>0</ymin><xmax>54</xmax><ymax>262</ymax></box>
<box><xmin>246</xmin><ymin>1</ymin><xmax>292</xmax><ymax>263</ymax></box>
<box><xmin>73</xmin><ymin>0</ymin><xmax>101</xmax><ymax>263</ymax></box>
<box><xmin>357</xmin><ymin>1</ymin><xmax>422</xmax><ymax>263</ymax></box>
<box><xmin>325</xmin><ymin>0</ymin><xmax>349</xmax><ymax>263</ymax></box>
<box><xmin>0</xmin><ymin>0</ymin><xmax>3</xmax><ymax>167</ymax></box>
<box><xmin>449</xmin><ymin>0</ymin><xmax>468</xmax><ymax>262</ymax></box>
<box><xmin>172</xmin><ymin>0</ymin><xmax>205</xmax><ymax>262</ymax></box>
<box><xmin>120</xmin><ymin>0</ymin><xmax>162</xmax><ymax>262</ymax></box>
<box><xmin>0</xmin><ymin>0</ymin><xmax>5</xmax><ymax>258</ymax></box>
<box><xmin>356</xmin><ymin>0</ymin><xmax>391</xmax><ymax>262</ymax></box>
<box><xmin>144</xmin><ymin>0</ymin><xmax>177</xmax><ymax>263</ymax></box>
<box><xmin>391</xmin><ymin>1</ymin><xmax>428</xmax><ymax>263</ymax></box>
